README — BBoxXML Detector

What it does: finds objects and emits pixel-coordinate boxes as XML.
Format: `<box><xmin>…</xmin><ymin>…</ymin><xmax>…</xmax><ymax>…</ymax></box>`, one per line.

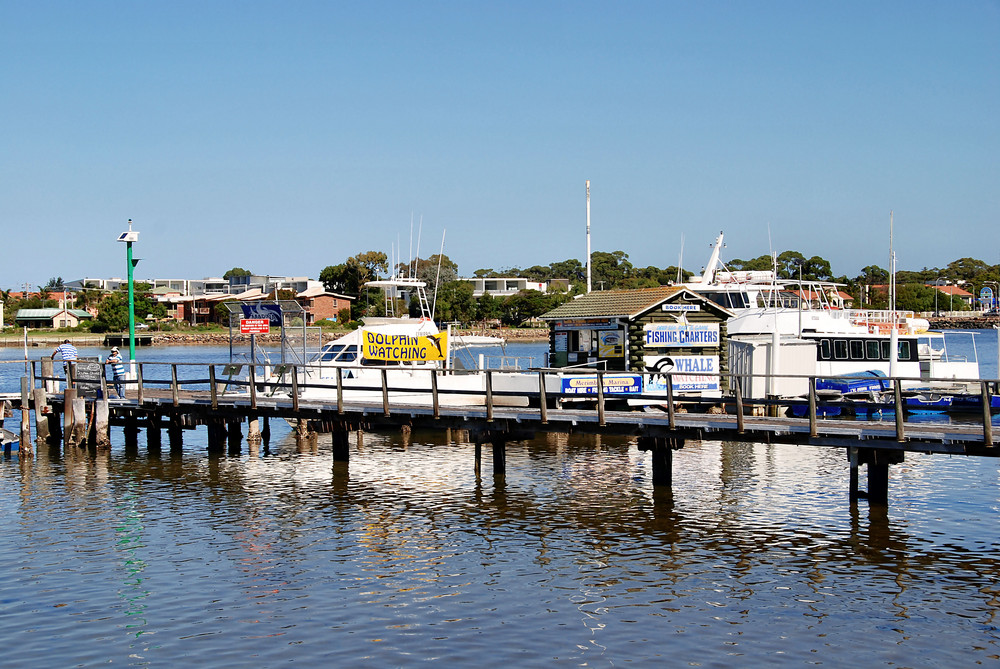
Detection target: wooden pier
<box><xmin>5</xmin><ymin>359</ymin><xmax>999</xmax><ymax>506</ymax></box>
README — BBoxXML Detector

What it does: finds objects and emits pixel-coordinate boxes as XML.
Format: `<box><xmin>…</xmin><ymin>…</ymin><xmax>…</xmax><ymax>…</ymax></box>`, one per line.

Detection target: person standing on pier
<box><xmin>51</xmin><ymin>339</ymin><xmax>78</xmax><ymax>390</ymax></box>
<box><xmin>52</xmin><ymin>339</ymin><xmax>78</xmax><ymax>363</ymax></box>
<box><xmin>107</xmin><ymin>346</ymin><xmax>126</xmax><ymax>399</ymax></box>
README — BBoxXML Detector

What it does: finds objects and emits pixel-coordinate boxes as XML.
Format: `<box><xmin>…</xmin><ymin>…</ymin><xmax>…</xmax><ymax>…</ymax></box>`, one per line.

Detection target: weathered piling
<box><xmin>32</xmin><ymin>387</ymin><xmax>49</xmax><ymax>443</ymax></box>
<box><xmin>41</xmin><ymin>358</ymin><xmax>55</xmax><ymax>394</ymax></box>
<box><xmin>146</xmin><ymin>413</ymin><xmax>162</xmax><ymax>453</ymax></box>
<box><xmin>70</xmin><ymin>397</ymin><xmax>87</xmax><ymax>448</ymax></box>
<box><xmin>94</xmin><ymin>398</ymin><xmax>111</xmax><ymax>451</ymax></box>
<box><xmin>123</xmin><ymin>416</ymin><xmax>139</xmax><ymax>451</ymax></box>
<box><xmin>168</xmin><ymin>416</ymin><xmax>184</xmax><ymax>452</ymax></box>
<box><xmin>638</xmin><ymin>436</ymin><xmax>680</xmax><ymax>487</ymax></box>
<box><xmin>332</xmin><ymin>426</ymin><xmax>350</xmax><ymax>462</ymax></box>
<box><xmin>20</xmin><ymin>377</ymin><xmax>32</xmax><ymax>455</ymax></box>
<box><xmin>62</xmin><ymin>387</ymin><xmax>76</xmax><ymax>446</ymax></box>
<box><xmin>492</xmin><ymin>437</ymin><xmax>506</xmax><ymax>476</ymax></box>
<box><xmin>227</xmin><ymin>419</ymin><xmax>242</xmax><ymax>455</ymax></box>
<box><xmin>247</xmin><ymin>417</ymin><xmax>262</xmax><ymax>443</ymax></box>
<box><xmin>207</xmin><ymin>418</ymin><xmax>226</xmax><ymax>454</ymax></box>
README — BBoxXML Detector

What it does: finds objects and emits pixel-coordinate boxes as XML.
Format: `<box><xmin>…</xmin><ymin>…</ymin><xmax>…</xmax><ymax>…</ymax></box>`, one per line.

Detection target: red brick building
<box><xmin>296</xmin><ymin>286</ymin><xmax>354</xmax><ymax>324</ymax></box>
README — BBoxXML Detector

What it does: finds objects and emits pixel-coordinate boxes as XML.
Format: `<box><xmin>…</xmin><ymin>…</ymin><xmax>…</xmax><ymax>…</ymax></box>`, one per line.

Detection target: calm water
<box><xmin>1</xmin><ymin>339</ymin><xmax>998</xmax><ymax>666</ymax></box>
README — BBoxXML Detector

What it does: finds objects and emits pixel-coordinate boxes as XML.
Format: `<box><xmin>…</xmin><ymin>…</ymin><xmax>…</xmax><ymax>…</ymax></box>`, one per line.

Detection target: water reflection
<box><xmin>1</xmin><ymin>423</ymin><xmax>998</xmax><ymax>665</ymax></box>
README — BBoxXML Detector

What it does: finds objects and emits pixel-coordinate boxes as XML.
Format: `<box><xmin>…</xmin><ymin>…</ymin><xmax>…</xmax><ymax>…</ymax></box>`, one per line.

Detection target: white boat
<box><xmin>452</xmin><ymin>334</ymin><xmax>506</xmax><ymax>346</ymax></box>
<box><xmin>684</xmin><ymin>232</ymin><xmax>979</xmax><ymax>397</ymax></box>
<box><xmin>284</xmin><ymin>276</ymin><xmax>537</xmax><ymax>407</ymax></box>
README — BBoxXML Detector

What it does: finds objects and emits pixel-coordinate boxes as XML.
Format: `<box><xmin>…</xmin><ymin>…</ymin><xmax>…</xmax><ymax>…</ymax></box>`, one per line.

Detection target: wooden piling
<box><xmin>848</xmin><ymin>447</ymin><xmax>860</xmax><ymax>501</ymax></box>
<box><xmin>856</xmin><ymin>448</ymin><xmax>904</xmax><ymax>505</ymax></box>
<box><xmin>168</xmin><ymin>416</ymin><xmax>184</xmax><ymax>452</ymax></box>
<box><xmin>247</xmin><ymin>417</ymin><xmax>262</xmax><ymax>443</ymax></box>
<box><xmin>146</xmin><ymin>413</ymin><xmax>162</xmax><ymax>453</ymax></box>
<box><xmin>639</xmin><ymin>436</ymin><xmax>676</xmax><ymax>487</ymax></box>
<box><xmin>261</xmin><ymin>415</ymin><xmax>271</xmax><ymax>444</ymax></box>
<box><xmin>70</xmin><ymin>397</ymin><xmax>87</xmax><ymax>448</ymax></box>
<box><xmin>981</xmin><ymin>380</ymin><xmax>993</xmax><ymax>447</ymax></box>
<box><xmin>207</xmin><ymin>419</ymin><xmax>226</xmax><ymax>453</ymax></box>
<box><xmin>491</xmin><ymin>436</ymin><xmax>506</xmax><ymax>476</ymax></box>
<box><xmin>20</xmin><ymin>377</ymin><xmax>32</xmax><ymax>455</ymax></box>
<box><xmin>124</xmin><ymin>416</ymin><xmax>139</xmax><ymax>451</ymax></box>
<box><xmin>227</xmin><ymin>419</ymin><xmax>242</xmax><ymax>455</ymax></box>
<box><xmin>94</xmin><ymin>397</ymin><xmax>111</xmax><ymax>451</ymax></box>
<box><xmin>33</xmin><ymin>386</ymin><xmax>50</xmax><ymax>444</ymax></box>
<box><xmin>332</xmin><ymin>427</ymin><xmax>350</xmax><ymax>462</ymax></box>
<box><xmin>62</xmin><ymin>387</ymin><xmax>76</xmax><ymax>446</ymax></box>
<box><xmin>41</xmin><ymin>358</ymin><xmax>55</xmax><ymax>394</ymax></box>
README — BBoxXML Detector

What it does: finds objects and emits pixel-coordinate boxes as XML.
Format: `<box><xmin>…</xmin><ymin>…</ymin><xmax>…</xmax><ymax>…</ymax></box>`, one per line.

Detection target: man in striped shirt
<box><xmin>51</xmin><ymin>339</ymin><xmax>78</xmax><ymax>362</ymax></box>
<box><xmin>51</xmin><ymin>339</ymin><xmax>78</xmax><ymax>389</ymax></box>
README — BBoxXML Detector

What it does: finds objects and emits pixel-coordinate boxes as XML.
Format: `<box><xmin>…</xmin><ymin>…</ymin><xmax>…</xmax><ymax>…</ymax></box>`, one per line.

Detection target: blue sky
<box><xmin>2</xmin><ymin>1</ymin><xmax>997</xmax><ymax>290</ymax></box>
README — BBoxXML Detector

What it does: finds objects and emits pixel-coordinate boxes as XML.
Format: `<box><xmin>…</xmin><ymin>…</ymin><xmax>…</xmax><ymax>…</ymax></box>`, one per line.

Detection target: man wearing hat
<box><xmin>107</xmin><ymin>346</ymin><xmax>126</xmax><ymax>399</ymax></box>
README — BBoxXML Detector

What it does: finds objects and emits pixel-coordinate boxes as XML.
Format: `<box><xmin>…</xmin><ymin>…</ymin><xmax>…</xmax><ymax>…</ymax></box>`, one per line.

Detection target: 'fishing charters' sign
<box><xmin>361</xmin><ymin>331</ymin><xmax>448</xmax><ymax>362</ymax></box>
<box><xmin>643</xmin><ymin>323</ymin><xmax>719</xmax><ymax>347</ymax></box>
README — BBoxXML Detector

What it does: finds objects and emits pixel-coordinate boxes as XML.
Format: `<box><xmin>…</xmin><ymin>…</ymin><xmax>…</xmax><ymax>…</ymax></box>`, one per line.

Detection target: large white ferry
<box><xmin>682</xmin><ymin>232</ymin><xmax>979</xmax><ymax>397</ymax></box>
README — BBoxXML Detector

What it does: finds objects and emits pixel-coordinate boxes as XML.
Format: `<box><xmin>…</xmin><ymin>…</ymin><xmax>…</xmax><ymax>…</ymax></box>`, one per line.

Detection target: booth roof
<box><xmin>539</xmin><ymin>287</ymin><xmax>688</xmax><ymax>320</ymax></box>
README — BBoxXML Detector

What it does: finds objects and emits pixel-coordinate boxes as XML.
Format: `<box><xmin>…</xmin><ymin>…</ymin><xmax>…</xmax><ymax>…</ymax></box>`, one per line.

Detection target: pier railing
<box><xmin>23</xmin><ymin>358</ymin><xmax>999</xmax><ymax>447</ymax></box>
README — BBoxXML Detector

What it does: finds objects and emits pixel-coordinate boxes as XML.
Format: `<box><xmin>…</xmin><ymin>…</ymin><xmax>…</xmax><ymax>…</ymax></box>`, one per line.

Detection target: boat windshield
<box><xmin>319</xmin><ymin>344</ymin><xmax>358</xmax><ymax>363</ymax></box>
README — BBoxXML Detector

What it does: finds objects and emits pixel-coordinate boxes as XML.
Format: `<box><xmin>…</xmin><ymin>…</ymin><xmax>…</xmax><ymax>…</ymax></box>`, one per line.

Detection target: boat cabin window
<box><xmin>320</xmin><ymin>344</ymin><xmax>359</xmax><ymax>363</ymax></box>
<box><xmin>815</xmin><ymin>337</ymin><xmax>917</xmax><ymax>363</ymax></box>
<box><xmin>701</xmin><ymin>291</ymin><xmax>750</xmax><ymax>310</ymax></box>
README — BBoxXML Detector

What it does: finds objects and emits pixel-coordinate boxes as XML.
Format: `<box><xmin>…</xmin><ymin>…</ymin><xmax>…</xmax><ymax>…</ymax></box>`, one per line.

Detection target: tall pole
<box><xmin>586</xmin><ymin>180</ymin><xmax>592</xmax><ymax>294</ymax></box>
<box><xmin>118</xmin><ymin>219</ymin><xmax>140</xmax><ymax>369</ymax></box>
<box><xmin>126</xmin><ymin>221</ymin><xmax>136</xmax><ymax>364</ymax></box>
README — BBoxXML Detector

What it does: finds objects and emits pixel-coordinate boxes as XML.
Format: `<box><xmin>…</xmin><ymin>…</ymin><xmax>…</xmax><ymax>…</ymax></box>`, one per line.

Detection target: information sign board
<box><xmin>240</xmin><ymin>318</ymin><xmax>270</xmax><ymax>334</ymax></box>
<box><xmin>240</xmin><ymin>303</ymin><xmax>282</xmax><ymax>325</ymax></box>
<box><xmin>560</xmin><ymin>374</ymin><xmax>642</xmax><ymax>396</ymax></box>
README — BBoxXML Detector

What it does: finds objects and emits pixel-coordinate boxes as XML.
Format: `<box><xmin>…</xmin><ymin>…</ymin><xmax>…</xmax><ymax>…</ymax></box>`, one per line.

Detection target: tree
<box><xmin>591</xmin><ymin>251</ymin><xmax>633</xmax><ymax>289</ymax></box>
<box><xmin>223</xmin><ymin>267</ymin><xmax>252</xmax><ymax>280</ymax></box>
<box><xmin>475</xmin><ymin>292</ymin><xmax>503</xmax><ymax>324</ymax></box>
<box><xmin>501</xmin><ymin>290</ymin><xmax>566</xmax><ymax>326</ymax></box>
<box><xmin>895</xmin><ymin>283</ymin><xmax>939</xmax><ymax>312</ymax></box>
<box><xmin>727</xmin><ymin>255</ymin><xmax>775</xmax><ymax>272</ymax></box>
<box><xmin>945</xmin><ymin>257</ymin><xmax>993</xmax><ymax>283</ymax></box>
<box><xmin>44</xmin><ymin>277</ymin><xmax>65</xmax><ymax>290</ymax></box>
<box><xmin>432</xmin><ymin>280</ymin><xmax>476</xmax><ymax>323</ymax></box>
<box><xmin>319</xmin><ymin>251</ymin><xmax>389</xmax><ymax>296</ymax></box>
<box><xmin>92</xmin><ymin>289</ymin><xmax>166</xmax><ymax>332</ymax></box>
<box><xmin>549</xmin><ymin>258</ymin><xmax>585</xmax><ymax>282</ymax></box>
<box><xmin>856</xmin><ymin>265</ymin><xmax>890</xmax><ymax>285</ymax></box>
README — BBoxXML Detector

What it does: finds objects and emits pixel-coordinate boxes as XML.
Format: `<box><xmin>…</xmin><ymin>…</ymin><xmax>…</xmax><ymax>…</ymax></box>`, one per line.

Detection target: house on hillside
<box><xmin>16</xmin><ymin>308</ymin><xmax>94</xmax><ymax>329</ymax></box>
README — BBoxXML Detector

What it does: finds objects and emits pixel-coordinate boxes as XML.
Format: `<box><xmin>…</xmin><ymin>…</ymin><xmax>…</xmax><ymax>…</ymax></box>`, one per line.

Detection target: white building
<box><xmin>466</xmin><ymin>277</ymin><xmax>547</xmax><ymax>297</ymax></box>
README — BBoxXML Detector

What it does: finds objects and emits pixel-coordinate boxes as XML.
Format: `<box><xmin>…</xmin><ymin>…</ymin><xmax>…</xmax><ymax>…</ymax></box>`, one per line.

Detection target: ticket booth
<box><xmin>539</xmin><ymin>286</ymin><xmax>732</xmax><ymax>394</ymax></box>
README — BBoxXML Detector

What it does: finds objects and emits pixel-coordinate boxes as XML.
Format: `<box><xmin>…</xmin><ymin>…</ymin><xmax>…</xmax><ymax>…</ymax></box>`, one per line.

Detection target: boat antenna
<box><xmin>432</xmin><ymin>229</ymin><xmax>446</xmax><ymax>319</ymax></box>
<box><xmin>408</xmin><ymin>214</ymin><xmax>414</xmax><ymax>278</ymax></box>
<box><xmin>414</xmin><ymin>215</ymin><xmax>423</xmax><ymax>280</ymax></box>
<box><xmin>676</xmin><ymin>233</ymin><xmax>685</xmax><ymax>283</ymax></box>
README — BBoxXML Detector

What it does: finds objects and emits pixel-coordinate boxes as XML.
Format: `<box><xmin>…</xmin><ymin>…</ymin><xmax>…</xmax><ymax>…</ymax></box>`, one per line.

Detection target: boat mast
<box><xmin>889</xmin><ymin>210</ymin><xmax>896</xmax><ymax>313</ymax></box>
<box><xmin>586</xmin><ymin>180</ymin><xmax>592</xmax><ymax>294</ymax></box>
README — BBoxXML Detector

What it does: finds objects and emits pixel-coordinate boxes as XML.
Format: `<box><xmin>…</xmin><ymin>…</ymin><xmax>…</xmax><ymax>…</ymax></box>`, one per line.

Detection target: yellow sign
<box><xmin>361</xmin><ymin>330</ymin><xmax>448</xmax><ymax>362</ymax></box>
